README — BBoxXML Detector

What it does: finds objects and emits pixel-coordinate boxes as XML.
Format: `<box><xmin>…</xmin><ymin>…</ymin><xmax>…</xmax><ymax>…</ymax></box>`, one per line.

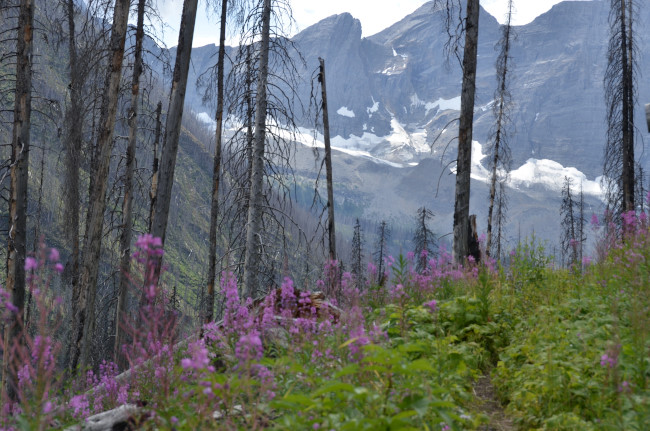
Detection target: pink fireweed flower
<box><xmin>600</xmin><ymin>353</ymin><xmax>617</xmax><ymax>368</ymax></box>
<box><xmin>69</xmin><ymin>394</ymin><xmax>90</xmax><ymax>418</ymax></box>
<box><xmin>424</xmin><ymin>299</ymin><xmax>437</xmax><ymax>313</ymax></box>
<box><xmin>181</xmin><ymin>340</ymin><xmax>214</xmax><ymax>372</ymax></box>
<box><xmin>48</xmin><ymin>248</ymin><xmax>60</xmax><ymax>262</ymax></box>
<box><xmin>5</xmin><ymin>302</ymin><xmax>18</xmax><ymax>313</ymax></box>
<box><xmin>42</xmin><ymin>401</ymin><xmax>54</xmax><ymax>414</ymax></box>
<box><xmin>621</xmin><ymin>211</ymin><xmax>637</xmax><ymax>230</ymax></box>
<box><xmin>25</xmin><ymin>257</ymin><xmax>38</xmax><ymax>271</ymax></box>
<box><xmin>235</xmin><ymin>332</ymin><xmax>263</xmax><ymax>362</ymax></box>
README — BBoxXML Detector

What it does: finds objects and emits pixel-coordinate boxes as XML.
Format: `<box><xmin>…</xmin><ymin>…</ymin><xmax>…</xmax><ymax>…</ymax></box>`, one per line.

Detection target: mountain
<box><xmin>180</xmin><ymin>0</ymin><xmax>648</xmax><ymax>251</ymax></box>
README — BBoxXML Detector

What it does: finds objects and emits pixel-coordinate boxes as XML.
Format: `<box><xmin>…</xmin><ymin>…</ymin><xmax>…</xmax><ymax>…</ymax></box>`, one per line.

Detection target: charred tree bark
<box><xmin>486</xmin><ymin>0</ymin><xmax>513</xmax><ymax>259</ymax></box>
<box><xmin>150</xmin><ymin>0</ymin><xmax>198</xmax><ymax>249</ymax></box>
<box><xmin>452</xmin><ymin>0</ymin><xmax>479</xmax><ymax>264</ymax></box>
<box><xmin>205</xmin><ymin>0</ymin><xmax>229</xmax><ymax>325</ymax></box>
<box><xmin>318</xmin><ymin>58</ymin><xmax>336</xmax><ymax>262</ymax></box>
<box><xmin>148</xmin><ymin>101</ymin><xmax>162</xmax><ymax>232</ymax></box>
<box><xmin>604</xmin><ymin>0</ymin><xmax>637</xmax><ymax>217</ymax></box>
<box><xmin>114</xmin><ymin>0</ymin><xmax>146</xmax><ymax>368</ymax></box>
<box><xmin>242</xmin><ymin>0</ymin><xmax>272</xmax><ymax>300</ymax></box>
<box><xmin>63</xmin><ymin>0</ymin><xmax>83</xmax><ymax>328</ymax></box>
<box><xmin>70</xmin><ymin>0</ymin><xmax>131</xmax><ymax>373</ymax></box>
<box><xmin>620</xmin><ymin>0</ymin><xmax>634</xmax><ymax>212</ymax></box>
<box><xmin>3</xmin><ymin>0</ymin><xmax>34</xmax><ymax>401</ymax></box>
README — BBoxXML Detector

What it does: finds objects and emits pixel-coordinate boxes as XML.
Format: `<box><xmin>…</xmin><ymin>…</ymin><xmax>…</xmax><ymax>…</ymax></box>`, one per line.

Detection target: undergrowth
<box><xmin>1</xmin><ymin>211</ymin><xmax>650</xmax><ymax>430</ymax></box>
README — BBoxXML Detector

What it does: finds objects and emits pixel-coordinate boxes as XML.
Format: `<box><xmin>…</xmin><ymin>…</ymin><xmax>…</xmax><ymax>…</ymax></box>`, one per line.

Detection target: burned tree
<box><xmin>318</xmin><ymin>58</ymin><xmax>336</xmax><ymax>262</ymax></box>
<box><xmin>114</xmin><ymin>0</ymin><xmax>146</xmax><ymax>367</ymax></box>
<box><xmin>237</xmin><ymin>0</ymin><xmax>304</xmax><ymax>299</ymax></box>
<box><xmin>350</xmin><ymin>218</ymin><xmax>364</xmax><ymax>288</ymax></box>
<box><xmin>150</xmin><ymin>0</ymin><xmax>199</xmax><ymax>250</ymax></box>
<box><xmin>3</xmin><ymin>0</ymin><xmax>34</xmax><ymax>400</ymax></box>
<box><xmin>434</xmin><ymin>0</ymin><xmax>480</xmax><ymax>263</ymax></box>
<box><xmin>486</xmin><ymin>0</ymin><xmax>513</xmax><ymax>260</ymax></box>
<box><xmin>412</xmin><ymin>207</ymin><xmax>436</xmax><ymax>273</ymax></box>
<box><xmin>71</xmin><ymin>0</ymin><xmax>131</xmax><ymax>372</ymax></box>
<box><xmin>560</xmin><ymin>176</ymin><xmax>578</xmax><ymax>268</ymax></box>
<box><xmin>242</xmin><ymin>0</ymin><xmax>273</xmax><ymax>299</ymax></box>
<box><xmin>603</xmin><ymin>0</ymin><xmax>638</xmax><ymax>216</ymax></box>
<box><xmin>374</xmin><ymin>221</ymin><xmax>390</xmax><ymax>285</ymax></box>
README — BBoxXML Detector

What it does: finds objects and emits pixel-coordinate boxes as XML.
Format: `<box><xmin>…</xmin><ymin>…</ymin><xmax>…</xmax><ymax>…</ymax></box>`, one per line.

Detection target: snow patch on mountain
<box><xmin>386</xmin><ymin>118</ymin><xmax>429</xmax><ymax>153</ymax></box>
<box><xmin>510</xmin><ymin>159</ymin><xmax>603</xmax><ymax>197</ymax></box>
<box><xmin>469</xmin><ymin>141</ymin><xmax>603</xmax><ymax>197</ymax></box>
<box><xmin>410</xmin><ymin>94</ymin><xmax>462</xmax><ymax>116</ymax></box>
<box><xmin>337</xmin><ymin>106</ymin><xmax>356</xmax><ymax>118</ymax></box>
<box><xmin>197</xmin><ymin>112</ymin><xmax>216</xmax><ymax>128</ymax></box>
<box><xmin>295</xmin><ymin>127</ymin><xmax>403</xmax><ymax>168</ymax></box>
<box><xmin>366</xmin><ymin>98</ymin><xmax>379</xmax><ymax>115</ymax></box>
<box><xmin>426</xmin><ymin>96</ymin><xmax>462</xmax><ymax>115</ymax></box>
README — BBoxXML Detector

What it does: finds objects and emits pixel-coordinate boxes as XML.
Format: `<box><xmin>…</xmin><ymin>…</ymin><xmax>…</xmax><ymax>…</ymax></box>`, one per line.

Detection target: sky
<box><xmin>156</xmin><ymin>0</ymin><xmax>595</xmax><ymax>48</ymax></box>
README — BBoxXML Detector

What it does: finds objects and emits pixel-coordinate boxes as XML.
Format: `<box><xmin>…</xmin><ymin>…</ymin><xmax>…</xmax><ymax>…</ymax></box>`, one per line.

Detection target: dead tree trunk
<box><xmin>452</xmin><ymin>0</ymin><xmax>479</xmax><ymax>264</ymax></box>
<box><xmin>114</xmin><ymin>0</ymin><xmax>146</xmax><ymax>368</ymax></box>
<box><xmin>3</xmin><ymin>0</ymin><xmax>34</xmax><ymax>401</ymax></box>
<box><xmin>70</xmin><ymin>0</ymin><xmax>131</xmax><ymax>373</ymax></box>
<box><xmin>486</xmin><ymin>0</ymin><xmax>513</xmax><ymax>259</ymax></box>
<box><xmin>318</xmin><ymin>57</ymin><xmax>336</xmax><ymax>262</ymax></box>
<box><xmin>205</xmin><ymin>0</ymin><xmax>228</xmax><ymax>325</ymax></box>
<box><xmin>148</xmin><ymin>101</ymin><xmax>162</xmax><ymax>232</ymax></box>
<box><xmin>242</xmin><ymin>0</ymin><xmax>272</xmax><ymax>300</ymax></box>
<box><xmin>150</xmin><ymin>0</ymin><xmax>198</xmax><ymax>249</ymax></box>
<box><xmin>63</xmin><ymin>0</ymin><xmax>83</xmax><ymax>328</ymax></box>
<box><xmin>620</xmin><ymin>0</ymin><xmax>634</xmax><ymax>212</ymax></box>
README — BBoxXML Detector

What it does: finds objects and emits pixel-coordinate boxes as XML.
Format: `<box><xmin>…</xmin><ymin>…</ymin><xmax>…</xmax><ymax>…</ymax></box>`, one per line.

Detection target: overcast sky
<box><xmin>156</xmin><ymin>0</ymin><xmax>595</xmax><ymax>48</ymax></box>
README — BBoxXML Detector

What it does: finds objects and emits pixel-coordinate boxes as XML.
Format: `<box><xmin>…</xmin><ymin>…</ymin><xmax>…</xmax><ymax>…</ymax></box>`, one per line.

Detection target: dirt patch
<box><xmin>473</xmin><ymin>374</ymin><xmax>515</xmax><ymax>431</ymax></box>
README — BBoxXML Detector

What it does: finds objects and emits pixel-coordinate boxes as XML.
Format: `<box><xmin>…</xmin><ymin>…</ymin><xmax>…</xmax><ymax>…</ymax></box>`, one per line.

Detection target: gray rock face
<box><xmin>179</xmin><ymin>1</ymin><xmax>649</xmax><ymax>246</ymax></box>
<box><xmin>184</xmin><ymin>0</ymin><xmax>649</xmax><ymax>178</ymax></box>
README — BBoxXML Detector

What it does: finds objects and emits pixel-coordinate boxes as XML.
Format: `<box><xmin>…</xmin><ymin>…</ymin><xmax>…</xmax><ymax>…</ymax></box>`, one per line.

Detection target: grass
<box><xmin>2</xmin><ymin>215</ymin><xmax>650</xmax><ymax>430</ymax></box>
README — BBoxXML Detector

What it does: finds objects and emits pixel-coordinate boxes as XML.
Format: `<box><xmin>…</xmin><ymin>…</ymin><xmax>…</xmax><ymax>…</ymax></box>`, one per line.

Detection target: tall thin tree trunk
<box><xmin>3</xmin><ymin>0</ymin><xmax>34</xmax><ymax>401</ymax></box>
<box><xmin>114</xmin><ymin>0</ymin><xmax>146</xmax><ymax>367</ymax></box>
<box><xmin>205</xmin><ymin>0</ymin><xmax>228</xmax><ymax>325</ymax></box>
<box><xmin>63</xmin><ymin>0</ymin><xmax>82</xmax><ymax>343</ymax></box>
<box><xmin>486</xmin><ymin>0</ymin><xmax>512</xmax><ymax>259</ymax></box>
<box><xmin>243</xmin><ymin>0</ymin><xmax>272</xmax><ymax>300</ymax></box>
<box><xmin>620</xmin><ymin>0</ymin><xmax>634</xmax><ymax>212</ymax></box>
<box><xmin>245</xmin><ymin>44</ymin><xmax>254</xmax><ymax>186</ymax></box>
<box><xmin>319</xmin><ymin>58</ymin><xmax>336</xmax><ymax>262</ymax></box>
<box><xmin>148</xmin><ymin>101</ymin><xmax>162</xmax><ymax>232</ymax></box>
<box><xmin>452</xmin><ymin>0</ymin><xmax>479</xmax><ymax>263</ymax></box>
<box><xmin>70</xmin><ymin>0</ymin><xmax>131</xmax><ymax>373</ymax></box>
<box><xmin>150</xmin><ymin>0</ymin><xmax>198</xmax><ymax>249</ymax></box>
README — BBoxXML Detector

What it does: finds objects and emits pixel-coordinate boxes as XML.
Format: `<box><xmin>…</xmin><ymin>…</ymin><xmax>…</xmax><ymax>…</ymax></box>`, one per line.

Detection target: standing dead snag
<box><xmin>150</xmin><ymin>0</ymin><xmax>199</xmax><ymax>267</ymax></box>
<box><xmin>434</xmin><ymin>0</ymin><xmax>480</xmax><ymax>264</ymax></box>
<box><xmin>3</xmin><ymin>0</ymin><xmax>34</xmax><ymax>400</ymax></box>
<box><xmin>486</xmin><ymin>0</ymin><xmax>513</xmax><ymax>260</ymax></box>
<box><xmin>148</xmin><ymin>101</ymin><xmax>163</xmax><ymax>232</ymax></box>
<box><xmin>412</xmin><ymin>207</ymin><xmax>436</xmax><ymax>273</ymax></box>
<box><xmin>71</xmin><ymin>0</ymin><xmax>130</xmax><ymax>373</ymax></box>
<box><xmin>243</xmin><ymin>0</ymin><xmax>272</xmax><ymax>300</ymax></box>
<box><xmin>114</xmin><ymin>0</ymin><xmax>146</xmax><ymax>368</ymax></box>
<box><xmin>318</xmin><ymin>58</ymin><xmax>336</xmax><ymax>262</ymax></box>
<box><xmin>603</xmin><ymin>0</ymin><xmax>638</xmax><ymax>216</ymax></box>
<box><xmin>205</xmin><ymin>0</ymin><xmax>230</xmax><ymax>325</ymax></box>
